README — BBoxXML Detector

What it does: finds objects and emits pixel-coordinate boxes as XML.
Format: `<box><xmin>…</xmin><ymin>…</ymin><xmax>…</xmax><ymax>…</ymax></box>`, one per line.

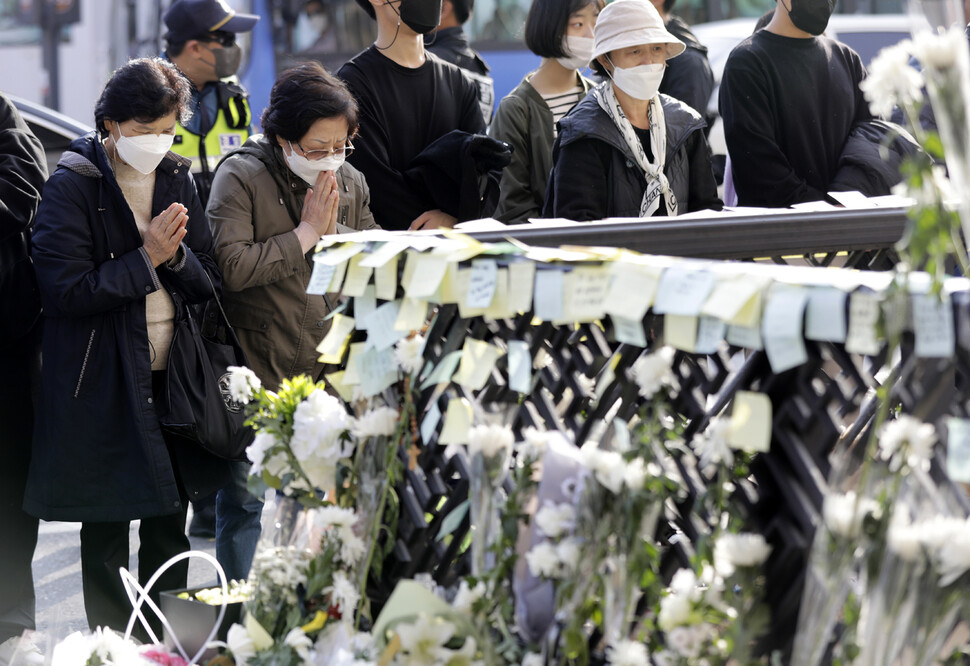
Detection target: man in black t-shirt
<box><xmin>339</xmin><ymin>0</ymin><xmax>487</xmax><ymax>231</ymax></box>
<box><xmin>719</xmin><ymin>0</ymin><xmax>871</xmax><ymax>207</ymax></box>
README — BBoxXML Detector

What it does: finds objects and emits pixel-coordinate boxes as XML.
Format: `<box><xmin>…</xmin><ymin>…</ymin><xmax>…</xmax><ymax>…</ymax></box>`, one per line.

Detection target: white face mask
<box><xmin>112</xmin><ymin>126</ymin><xmax>174</xmax><ymax>174</ymax></box>
<box><xmin>557</xmin><ymin>35</ymin><xmax>594</xmax><ymax>70</ymax></box>
<box><xmin>610</xmin><ymin>61</ymin><xmax>665</xmax><ymax>101</ymax></box>
<box><xmin>285</xmin><ymin>141</ymin><xmax>345</xmax><ymax>186</ymax></box>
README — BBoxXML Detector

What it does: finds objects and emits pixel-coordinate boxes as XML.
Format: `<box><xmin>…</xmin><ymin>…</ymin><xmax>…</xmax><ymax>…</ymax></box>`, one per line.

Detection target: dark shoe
<box><xmin>189</xmin><ymin>502</ymin><xmax>216</xmax><ymax>538</ymax></box>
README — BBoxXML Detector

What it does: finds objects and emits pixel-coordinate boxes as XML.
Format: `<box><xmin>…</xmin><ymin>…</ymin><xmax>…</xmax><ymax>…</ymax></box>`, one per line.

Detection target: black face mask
<box><xmin>400</xmin><ymin>0</ymin><xmax>441</xmax><ymax>34</ymax></box>
<box><xmin>787</xmin><ymin>0</ymin><xmax>835</xmax><ymax>35</ymax></box>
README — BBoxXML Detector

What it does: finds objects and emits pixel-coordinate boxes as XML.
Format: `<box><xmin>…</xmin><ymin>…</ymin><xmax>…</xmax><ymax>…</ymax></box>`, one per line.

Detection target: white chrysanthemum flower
<box><xmin>823</xmin><ymin>491</ymin><xmax>881</xmax><ymax>538</ymax></box>
<box><xmin>579</xmin><ymin>442</ymin><xmax>626</xmax><ymax>494</ymax></box>
<box><xmin>623</xmin><ymin>457</ymin><xmax>649</xmax><ymax>491</ymax></box>
<box><xmin>329</xmin><ymin>570</ymin><xmax>360</xmax><ymax>616</ymax></box>
<box><xmin>693</xmin><ymin>417</ymin><xmax>734</xmax><ymax>473</ymax></box>
<box><xmin>911</xmin><ymin>27</ymin><xmax>965</xmax><ymax>70</ymax></box>
<box><xmin>226</xmin><ymin>365</ymin><xmax>261</xmax><ymax>404</ymax></box>
<box><xmin>467</xmin><ymin>424</ymin><xmax>514</xmax><ymax>460</ymax></box>
<box><xmin>887</xmin><ymin>513</ymin><xmax>926</xmax><ymax>563</ymax></box>
<box><xmin>340</xmin><ymin>531</ymin><xmax>367</xmax><ymax>565</ymax></box>
<box><xmin>860</xmin><ymin>41</ymin><xmax>922</xmax><ymax>118</ymax></box>
<box><xmin>396</xmin><ymin>615</ymin><xmax>456</xmax><ymax>662</ymax></box>
<box><xmin>669</xmin><ymin>568</ymin><xmax>701</xmax><ymax>601</ymax></box>
<box><xmin>878</xmin><ymin>415</ymin><xmax>937</xmax><ymax>472</ymax></box>
<box><xmin>556</xmin><ymin>538</ymin><xmax>582</xmax><ymax>571</ymax></box>
<box><xmin>353</xmin><ymin>406</ymin><xmax>399</xmax><ymax>439</ymax></box>
<box><xmin>629</xmin><ymin>346</ymin><xmax>677</xmax><ymax>398</ymax></box>
<box><xmin>667</xmin><ymin>624</ymin><xmax>710</xmax><ymax>659</ymax></box>
<box><xmin>657</xmin><ymin>592</ymin><xmax>692</xmax><ymax>631</ymax></box>
<box><xmin>606</xmin><ymin>639</ymin><xmax>648</xmax><ymax>666</ymax></box>
<box><xmin>451</xmin><ymin>580</ymin><xmax>487</xmax><ymax>615</ymax></box>
<box><xmin>290</xmin><ymin>389</ymin><xmax>351</xmax><ymax>460</ymax></box>
<box><xmin>934</xmin><ymin>519</ymin><xmax>970</xmax><ymax>585</ymax></box>
<box><xmin>521</xmin><ymin>653</ymin><xmax>544</xmax><ymax>666</ymax></box>
<box><xmin>394</xmin><ymin>334</ymin><xmax>426</xmax><ymax>375</ymax></box>
<box><xmin>518</xmin><ymin>426</ymin><xmax>550</xmax><ymax>460</ymax></box>
<box><xmin>652</xmin><ymin>650</ymin><xmax>678</xmax><ymax>666</ymax></box>
<box><xmin>246</xmin><ymin>432</ymin><xmax>279</xmax><ymax>477</ymax></box>
<box><xmin>284</xmin><ymin>627</ymin><xmax>313</xmax><ymax>661</ymax></box>
<box><xmin>525</xmin><ymin>541</ymin><xmax>562</xmax><ymax>578</ymax></box>
<box><xmin>713</xmin><ymin>532</ymin><xmax>772</xmax><ymax>577</ymax></box>
<box><xmin>535</xmin><ymin>502</ymin><xmax>576</xmax><ymax>539</ymax></box>
<box><xmin>316</xmin><ymin>505</ymin><xmax>358</xmax><ymax>530</ymax></box>
<box><xmin>226</xmin><ymin>623</ymin><xmax>257</xmax><ymax>666</ymax></box>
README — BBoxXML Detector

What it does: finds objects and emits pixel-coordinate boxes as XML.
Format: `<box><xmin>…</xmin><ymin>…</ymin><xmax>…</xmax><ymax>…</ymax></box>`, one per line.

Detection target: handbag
<box><xmin>159</xmin><ymin>271</ymin><xmax>254</xmax><ymax>461</ymax></box>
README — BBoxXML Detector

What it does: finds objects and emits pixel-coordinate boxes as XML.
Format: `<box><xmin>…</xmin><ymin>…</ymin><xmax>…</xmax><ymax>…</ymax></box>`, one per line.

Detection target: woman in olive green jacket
<box><xmin>489</xmin><ymin>0</ymin><xmax>601</xmax><ymax>224</ymax></box>
<box><xmin>207</xmin><ymin>62</ymin><xmax>378</xmax><ymax>390</ymax></box>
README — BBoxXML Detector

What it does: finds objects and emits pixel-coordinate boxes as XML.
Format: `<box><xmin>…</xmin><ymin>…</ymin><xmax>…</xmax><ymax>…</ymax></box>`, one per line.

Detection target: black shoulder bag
<box><xmin>159</xmin><ymin>270</ymin><xmax>254</xmax><ymax>461</ymax></box>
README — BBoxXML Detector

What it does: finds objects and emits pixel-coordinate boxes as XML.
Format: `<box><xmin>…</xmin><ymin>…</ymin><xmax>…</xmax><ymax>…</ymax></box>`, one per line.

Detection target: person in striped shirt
<box><xmin>489</xmin><ymin>0</ymin><xmax>604</xmax><ymax>224</ymax></box>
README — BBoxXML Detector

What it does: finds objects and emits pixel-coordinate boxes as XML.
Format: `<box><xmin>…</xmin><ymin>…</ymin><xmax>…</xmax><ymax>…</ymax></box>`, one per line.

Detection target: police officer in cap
<box><xmin>164</xmin><ymin>0</ymin><xmax>259</xmax><ymax>205</ymax></box>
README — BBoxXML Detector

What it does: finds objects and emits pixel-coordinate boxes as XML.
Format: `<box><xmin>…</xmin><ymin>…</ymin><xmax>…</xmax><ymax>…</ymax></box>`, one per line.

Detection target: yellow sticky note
<box><xmin>438</xmin><ymin>397</ymin><xmax>474</xmax><ymax>445</ymax></box>
<box><xmin>375</xmin><ymin>256</ymin><xmax>398</xmax><ymax>301</ymax></box>
<box><xmin>438</xmin><ymin>262</ymin><xmax>460</xmax><ymax>304</ymax></box>
<box><xmin>404</xmin><ymin>254</ymin><xmax>449</xmax><ymax>299</ymax></box>
<box><xmin>562</xmin><ymin>266</ymin><xmax>610</xmax><ymax>322</ymax></box>
<box><xmin>341</xmin><ymin>254</ymin><xmax>373</xmax><ymax>298</ymax></box>
<box><xmin>603</xmin><ymin>263</ymin><xmax>661</xmax><ymax>320</ymax></box>
<box><xmin>453</xmin><ymin>338</ymin><xmax>502</xmax><ymax>390</ymax></box>
<box><xmin>728</xmin><ymin>391</ymin><xmax>772</xmax><ymax>454</ymax></box>
<box><xmin>315</xmin><ymin>242</ymin><xmax>366</xmax><ymax>267</ymax></box>
<box><xmin>663</xmin><ymin>314</ymin><xmax>698</xmax><ymax>352</ymax></box>
<box><xmin>324</xmin><ymin>371</ymin><xmax>355</xmax><ymax>403</ymax></box>
<box><xmin>456</xmin><ymin>269</ymin><xmax>487</xmax><ymax>319</ymax></box>
<box><xmin>700</xmin><ymin>277</ymin><xmax>768</xmax><ymax>327</ymax></box>
<box><xmin>315</xmin><ymin>313</ymin><xmax>356</xmax><ymax>364</ymax></box>
<box><xmin>394</xmin><ymin>298</ymin><xmax>428</xmax><ymax>332</ymax></box>
<box><xmin>508</xmin><ymin>261</ymin><xmax>536</xmax><ymax>314</ymax></box>
<box><xmin>328</xmin><ymin>259</ymin><xmax>348</xmax><ymax>295</ymax></box>
<box><xmin>484</xmin><ymin>268</ymin><xmax>514</xmax><ymax>319</ymax></box>
<box><xmin>342</xmin><ymin>342</ymin><xmax>367</xmax><ymax>385</ymax></box>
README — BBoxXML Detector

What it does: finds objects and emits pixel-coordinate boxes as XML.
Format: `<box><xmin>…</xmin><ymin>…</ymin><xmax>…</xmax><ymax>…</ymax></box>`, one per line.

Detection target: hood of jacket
<box><xmin>557</xmin><ymin>91</ymin><xmax>706</xmax><ymax>172</ymax></box>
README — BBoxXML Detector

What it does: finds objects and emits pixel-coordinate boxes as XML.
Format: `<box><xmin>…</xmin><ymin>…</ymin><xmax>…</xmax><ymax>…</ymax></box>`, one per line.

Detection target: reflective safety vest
<box><xmin>172</xmin><ymin>80</ymin><xmax>252</xmax><ymax>205</ymax></box>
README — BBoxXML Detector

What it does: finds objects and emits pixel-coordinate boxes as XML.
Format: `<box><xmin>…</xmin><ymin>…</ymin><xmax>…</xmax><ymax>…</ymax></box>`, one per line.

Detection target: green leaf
<box><xmin>436</xmin><ymin>499</ymin><xmax>469</xmax><ymax>541</ymax></box>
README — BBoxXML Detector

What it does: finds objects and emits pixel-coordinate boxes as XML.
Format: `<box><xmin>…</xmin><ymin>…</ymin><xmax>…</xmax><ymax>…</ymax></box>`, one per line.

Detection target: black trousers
<box><xmin>0</xmin><ymin>328</ymin><xmax>40</xmax><ymax>643</ymax></box>
<box><xmin>79</xmin><ymin>371</ymin><xmax>190</xmax><ymax>641</ymax></box>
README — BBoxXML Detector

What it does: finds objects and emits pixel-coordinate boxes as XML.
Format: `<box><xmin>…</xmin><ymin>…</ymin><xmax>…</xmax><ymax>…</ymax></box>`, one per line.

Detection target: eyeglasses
<box><xmin>295</xmin><ymin>139</ymin><xmax>355</xmax><ymax>161</ymax></box>
<box><xmin>202</xmin><ymin>31</ymin><xmax>236</xmax><ymax>48</ymax></box>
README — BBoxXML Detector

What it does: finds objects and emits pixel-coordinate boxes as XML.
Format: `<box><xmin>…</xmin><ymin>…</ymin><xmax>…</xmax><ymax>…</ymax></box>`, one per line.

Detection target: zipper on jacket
<box><xmin>74</xmin><ymin>329</ymin><xmax>96</xmax><ymax>398</ymax></box>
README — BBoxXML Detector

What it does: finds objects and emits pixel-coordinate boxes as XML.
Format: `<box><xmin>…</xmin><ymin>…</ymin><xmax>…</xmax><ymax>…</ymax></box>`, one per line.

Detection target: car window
<box><xmin>833</xmin><ymin>31</ymin><xmax>911</xmax><ymax>66</ymax></box>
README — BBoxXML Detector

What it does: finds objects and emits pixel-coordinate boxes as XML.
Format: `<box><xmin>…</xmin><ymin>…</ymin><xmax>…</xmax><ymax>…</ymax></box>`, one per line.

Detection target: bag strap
<box><xmin>199</xmin><ymin>266</ymin><xmax>233</xmax><ymax>330</ymax></box>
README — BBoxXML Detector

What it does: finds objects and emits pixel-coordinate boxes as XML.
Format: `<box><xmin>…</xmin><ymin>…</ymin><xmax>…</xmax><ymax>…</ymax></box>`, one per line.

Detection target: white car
<box><xmin>691</xmin><ymin>14</ymin><xmax>913</xmax><ymax>157</ymax></box>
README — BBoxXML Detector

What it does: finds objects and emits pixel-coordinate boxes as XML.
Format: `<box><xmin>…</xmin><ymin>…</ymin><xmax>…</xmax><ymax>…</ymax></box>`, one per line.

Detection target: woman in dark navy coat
<box><xmin>25</xmin><ymin>58</ymin><xmax>229</xmax><ymax>637</ymax></box>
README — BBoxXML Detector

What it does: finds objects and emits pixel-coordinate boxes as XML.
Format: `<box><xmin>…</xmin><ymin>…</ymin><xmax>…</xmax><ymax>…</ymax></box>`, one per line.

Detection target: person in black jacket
<box><xmin>544</xmin><ymin>0</ymin><xmax>721</xmax><ymax>221</ymax></box>
<box><xmin>25</xmin><ymin>58</ymin><xmax>229</xmax><ymax>639</ymax></box>
<box><xmin>650</xmin><ymin>0</ymin><xmax>715</xmax><ymax>124</ymax></box>
<box><xmin>426</xmin><ymin>0</ymin><xmax>495</xmax><ymax>123</ymax></box>
<box><xmin>0</xmin><ymin>93</ymin><xmax>47</xmax><ymax>661</ymax></box>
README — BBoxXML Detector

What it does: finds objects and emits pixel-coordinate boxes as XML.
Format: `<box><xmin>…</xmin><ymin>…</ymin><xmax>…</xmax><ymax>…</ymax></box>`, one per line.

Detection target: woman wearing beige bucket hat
<box><xmin>543</xmin><ymin>0</ymin><xmax>721</xmax><ymax>222</ymax></box>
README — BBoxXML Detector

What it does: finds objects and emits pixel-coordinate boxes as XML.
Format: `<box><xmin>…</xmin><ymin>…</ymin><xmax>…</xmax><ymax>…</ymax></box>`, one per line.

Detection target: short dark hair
<box><xmin>450</xmin><ymin>0</ymin><xmax>473</xmax><ymax>23</ymax></box>
<box><xmin>663</xmin><ymin>0</ymin><xmax>677</xmax><ymax>12</ymax></box>
<box><xmin>525</xmin><ymin>0</ymin><xmax>604</xmax><ymax>58</ymax></box>
<box><xmin>94</xmin><ymin>57</ymin><xmax>192</xmax><ymax>137</ymax></box>
<box><xmin>355</xmin><ymin>0</ymin><xmax>376</xmax><ymax>19</ymax></box>
<box><xmin>261</xmin><ymin>62</ymin><xmax>359</xmax><ymax>144</ymax></box>
<box><xmin>590</xmin><ymin>56</ymin><xmax>608</xmax><ymax>78</ymax></box>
